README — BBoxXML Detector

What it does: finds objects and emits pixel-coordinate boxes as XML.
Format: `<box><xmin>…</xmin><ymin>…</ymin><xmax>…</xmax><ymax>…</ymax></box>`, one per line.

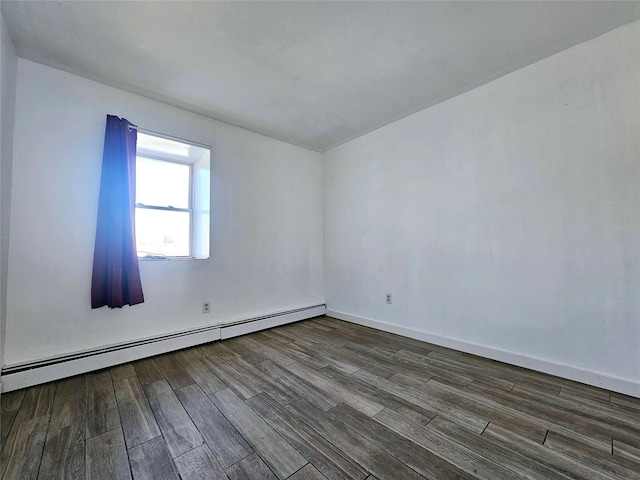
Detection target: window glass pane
<box><xmin>136</xmin><ymin>157</ymin><xmax>190</xmax><ymax>209</ymax></box>
<box><xmin>137</xmin><ymin>132</ymin><xmax>190</xmax><ymax>158</ymax></box>
<box><xmin>135</xmin><ymin>208</ymin><xmax>191</xmax><ymax>257</ymax></box>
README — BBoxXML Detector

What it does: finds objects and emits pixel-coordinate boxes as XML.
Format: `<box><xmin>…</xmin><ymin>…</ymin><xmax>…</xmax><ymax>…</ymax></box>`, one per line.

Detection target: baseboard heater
<box><xmin>1</xmin><ymin>304</ymin><xmax>326</xmax><ymax>392</ymax></box>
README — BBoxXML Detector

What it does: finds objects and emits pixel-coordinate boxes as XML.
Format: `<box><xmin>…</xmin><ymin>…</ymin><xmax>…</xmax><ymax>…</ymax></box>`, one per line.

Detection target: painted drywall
<box><xmin>5</xmin><ymin>60</ymin><xmax>323</xmax><ymax>365</ymax></box>
<box><xmin>324</xmin><ymin>21</ymin><xmax>640</xmax><ymax>385</ymax></box>
<box><xmin>0</xmin><ymin>11</ymin><xmax>18</xmax><ymax>370</ymax></box>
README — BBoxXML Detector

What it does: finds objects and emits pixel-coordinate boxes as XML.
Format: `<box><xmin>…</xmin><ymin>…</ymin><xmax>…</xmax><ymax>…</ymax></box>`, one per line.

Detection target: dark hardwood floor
<box><xmin>1</xmin><ymin>316</ymin><xmax>639</xmax><ymax>479</ymax></box>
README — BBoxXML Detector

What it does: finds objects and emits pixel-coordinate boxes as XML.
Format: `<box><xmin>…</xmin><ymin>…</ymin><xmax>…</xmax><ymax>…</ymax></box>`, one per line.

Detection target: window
<box><xmin>135</xmin><ymin>131</ymin><xmax>210</xmax><ymax>259</ymax></box>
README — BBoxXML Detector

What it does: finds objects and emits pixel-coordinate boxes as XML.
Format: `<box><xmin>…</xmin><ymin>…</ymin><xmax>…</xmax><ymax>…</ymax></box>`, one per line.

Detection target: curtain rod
<box><xmin>127</xmin><ymin>124</ymin><xmax>211</xmax><ymax>150</ymax></box>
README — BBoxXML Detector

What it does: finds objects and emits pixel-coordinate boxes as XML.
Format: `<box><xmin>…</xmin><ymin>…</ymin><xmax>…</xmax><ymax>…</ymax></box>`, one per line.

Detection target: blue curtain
<box><xmin>91</xmin><ymin>115</ymin><xmax>144</xmax><ymax>308</ymax></box>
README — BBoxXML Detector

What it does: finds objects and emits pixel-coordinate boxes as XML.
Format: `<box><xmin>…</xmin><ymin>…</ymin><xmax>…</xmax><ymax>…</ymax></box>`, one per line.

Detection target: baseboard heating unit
<box><xmin>1</xmin><ymin>304</ymin><xmax>326</xmax><ymax>392</ymax></box>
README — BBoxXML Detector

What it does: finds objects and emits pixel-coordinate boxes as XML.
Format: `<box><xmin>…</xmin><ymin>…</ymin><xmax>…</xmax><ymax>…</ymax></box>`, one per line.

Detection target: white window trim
<box><xmin>135</xmin><ymin>129</ymin><xmax>211</xmax><ymax>260</ymax></box>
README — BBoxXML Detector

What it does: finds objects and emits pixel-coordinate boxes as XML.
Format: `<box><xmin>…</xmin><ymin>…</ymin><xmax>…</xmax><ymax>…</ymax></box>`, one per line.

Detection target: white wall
<box><xmin>0</xmin><ymin>11</ymin><xmax>18</xmax><ymax>370</ymax></box>
<box><xmin>5</xmin><ymin>60</ymin><xmax>323</xmax><ymax>366</ymax></box>
<box><xmin>324</xmin><ymin>22</ymin><xmax>640</xmax><ymax>388</ymax></box>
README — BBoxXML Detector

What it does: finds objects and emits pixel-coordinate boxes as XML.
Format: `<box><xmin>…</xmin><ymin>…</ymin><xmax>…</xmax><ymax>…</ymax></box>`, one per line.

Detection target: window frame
<box><xmin>134</xmin><ymin>129</ymin><xmax>210</xmax><ymax>261</ymax></box>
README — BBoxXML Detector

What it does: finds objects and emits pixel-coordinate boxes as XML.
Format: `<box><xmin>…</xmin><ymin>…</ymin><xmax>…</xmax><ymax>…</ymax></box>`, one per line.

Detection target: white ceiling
<box><xmin>2</xmin><ymin>1</ymin><xmax>639</xmax><ymax>151</ymax></box>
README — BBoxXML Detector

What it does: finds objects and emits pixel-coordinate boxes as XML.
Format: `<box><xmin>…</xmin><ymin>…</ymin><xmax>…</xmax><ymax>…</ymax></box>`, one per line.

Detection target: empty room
<box><xmin>0</xmin><ymin>1</ymin><xmax>639</xmax><ymax>479</ymax></box>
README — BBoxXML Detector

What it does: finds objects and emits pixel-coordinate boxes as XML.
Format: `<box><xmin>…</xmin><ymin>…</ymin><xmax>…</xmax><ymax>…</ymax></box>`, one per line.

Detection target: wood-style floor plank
<box><xmin>12</xmin><ymin>383</ymin><xmax>56</xmax><ymax>426</ymax></box>
<box><xmin>285</xmin><ymin>362</ymin><xmax>384</xmax><ymax>417</ymax></box>
<box><xmin>259</xmin><ymin>328</ymin><xmax>295</xmax><ymax>345</ymax></box>
<box><xmin>397</xmin><ymin>349</ymin><xmax>515</xmax><ymax>390</ymax></box>
<box><xmin>175</xmin><ymin>384</ymin><xmax>253</xmax><ymax>468</ymax></box>
<box><xmin>329</xmin><ymin>403</ymin><xmax>476</xmax><ymax>480</ymax></box>
<box><xmin>256</xmin><ymin>359</ymin><xmax>337</xmax><ymax>411</ymax></box>
<box><xmin>511</xmin><ymin>379</ymin><xmax>640</xmax><ymax>439</ymax></box>
<box><xmin>460</xmin><ymin>352</ymin><xmax>590</xmax><ymax>398</ymax></box>
<box><xmin>468</xmin><ymin>379</ymin><xmax>615</xmax><ymax>450</ymax></box>
<box><xmin>153</xmin><ymin>354</ymin><xmax>195</xmax><ymax>390</ymax></box>
<box><xmin>264</xmin><ymin>338</ymin><xmax>329</xmax><ymax>370</ymax></box>
<box><xmin>142</xmin><ymin>380</ymin><xmax>203</xmax><ymax>458</ymax></box>
<box><xmin>212</xmin><ymin>388</ymin><xmax>307</xmax><ymax>479</ymax></box>
<box><xmin>424</xmin><ymin>378</ymin><xmax>547</xmax><ymax>443</ymax></box>
<box><xmin>205</xmin><ymin>342</ymin><xmax>243</xmax><ymax>362</ymax></box>
<box><xmin>286</xmin><ymin>398</ymin><xmax>424</xmax><ymax>480</ymax></box>
<box><xmin>226</xmin><ymin>453</ymin><xmax>278</xmax><ymax>480</ymax></box>
<box><xmin>320</xmin><ymin>366</ymin><xmax>437</xmax><ymax>427</ymax></box>
<box><xmin>545</xmin><ymin>430</ymin><xmax>640</xmax><ymax>479</ymax></box>
<box><xmin>560</xmin><ymin>383</ymin><xmax>611</xmax><ymax>402</ymax></box>
<box><xmin>85</xmin><ymin>428</ymin><xmax>131</xmax><ymax>480</ymax></box>
<box><xmin>613</xmin><ymin>438</ymin><xmax>640</xmax><ymax>465</ymax></box>
<box><xmin>427</xmin><ymin>416</ymin><xmax>570</xmax><ymax>480</ymax></box>
<box><xmin>222</xmin><ymin>336</ymin><xmax>270</xmax><ymax>364</ymax></box>
<box><xmin>420</xmin><ymin>378</ymin><xmax>550</xmax><ymax>442</ymax></box>
<box><xmin>2</xmin><ymin>316</ymin><xmax>639</xmax><ymax>480</ymax></box>
<box><xmin>113</xmin><ymin>376</ymin><xmax>161</xmax><ymax>449</ymax></box>
<box><xmin>1</xmin><ymin>389</ymin><xmax>25</xmax><ymax>412</ymax></box>
<box><xmin>173</xmin><ymin>444</ymin><xmax>228</xmax><ymax>480</ymax></box>
<box><xmin>315</xmin><ymin>342</ymin><xmax>397</xmax><ymax>379</ymax></box>
<box><xmin>173</xmin><ymin>349</ymin><xmax>227</xmax><ymax>395</ymax></box>
<box><xmin>0</xmin><ymin>408</ymin><xmax>19</xmax><ymax>451</ymax></box>
<box><xmin>611</xmin><ymin>391</ymin><xmax>640</xmax><ymax>411</ymax></box>
<box><xmin>110</xmin><ymin>364</ymin><xmax>137</xmax><ymax>382</ymax></box>
<box><xmin>229</xmin><ymin>334</ymin><xmax>295</xmax><ymax>366</ymax></box>
<box><xmin>38</xmin><ymin>421</ymin><xmax>85</xmax><ymax>480</ymax></box>
<box><xmin>482</xmin><ymin>423</ymin><xmax>618</xmax><ymax>480</ymax></box>
<box><xmin>221</xmin><ymin>355</ymin><xmax>299</xmax><ymax>405</ymax></box>
<box><xmin>251</xmin><ymin>332</ymin><xmax>298</xmax><ymax>366</ymax></box>
<box><xmin>48</xmin><ymin>376</ymin><xmax>86</xmax><ymax>432</ymax></box>
<box><xmin>1</xmin><ymin>390</ymin><xmax>26</xmax><ymax>449</ymax></box>
<box><xmin>132</xmin><ymin>358</ymin><xmax>164</xmax><ymax>385</ymax></box>
<box><xmin>85</xmin><ymin>370</ymin><xmax>120</xmax><ymax>439</ymax></box>
<box><xmin>128</xmin><ymin>436</ymin><xmax>179</xmax><ymax>480</ymax></box>
<box><xmin>353</xmin><ymin>368</ymin><xmax>488</xmax><ymax>432</ymax></box>
<box><xmin>366</xmin><ymin>347</ymin><xmax>474</xmax><ymax>386</ymax></box>
<box><xmin>288</xmin><ymin>339</ymin><xmax>361</xmax><ymax>375</ymax></box>
<box><xmin>0</xmin><ymin>415</ymin><xmax>49</xmax><ymax>480</ymax></box>
<box><xmin>556</xmin><ymin>388</ymin><xmax>640</xmax><ymax>423</ymax></box>
<box><xmin>284</xmin><ymin>324</ymin><xmax>347</xmax><ymax>348</ymax></box>
<box><xmin>289</xmin><ymin>463</ymin><xmax>329</xmax><ymax>480</ymax></box>
<box><xmin>247</xmin><ymin>392</ymin><xmax>369</xmax><ymax>480</ymax></box>
<box><xmin>200</xmin><ymin>355</ymin><xmax>263</xmax><ymax>400</ymax></box>
<box><xmin>373</xmin><ymin>407</ymin><xmax>519</xmax><ymax>480</ymax></box>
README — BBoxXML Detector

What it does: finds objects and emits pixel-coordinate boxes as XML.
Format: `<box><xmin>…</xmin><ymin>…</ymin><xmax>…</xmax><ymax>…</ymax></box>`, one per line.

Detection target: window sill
<box><xmin>138</xmin><ymin>256</ymin><xmax>202</xmax><ymax>261</ymax></box>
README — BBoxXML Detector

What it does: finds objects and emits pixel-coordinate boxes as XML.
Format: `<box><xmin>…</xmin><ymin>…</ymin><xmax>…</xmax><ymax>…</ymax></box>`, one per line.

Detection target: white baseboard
<box><xmin>326</xmin><ymin>309</ymin><xmax>640</xmax><ymax>399</ymax></box>
<box><xmin>1</xmin><ymin>304</ymin><xmax>325</xmax><ymax>392</ymax></box>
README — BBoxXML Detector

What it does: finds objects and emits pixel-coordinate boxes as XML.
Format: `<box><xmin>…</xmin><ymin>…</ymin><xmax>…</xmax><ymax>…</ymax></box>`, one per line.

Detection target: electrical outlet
<box><xmin>385</xmin><ymin>293</ymin><xmax>392</xmax><ymax>304</ymax></box>
<box><xmin>202</xmin><ymin>302</ymin><xmax>211</xmax><ymax>314</ymax></box>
